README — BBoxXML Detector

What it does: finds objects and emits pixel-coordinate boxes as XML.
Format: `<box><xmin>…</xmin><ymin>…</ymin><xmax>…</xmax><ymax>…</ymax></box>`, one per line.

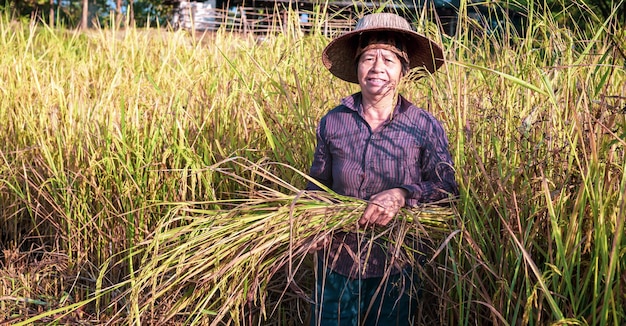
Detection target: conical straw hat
<box><xmin>322</xmin><ymin>12</ymin><xmax>444</xmax><ymax>83</ymax></box>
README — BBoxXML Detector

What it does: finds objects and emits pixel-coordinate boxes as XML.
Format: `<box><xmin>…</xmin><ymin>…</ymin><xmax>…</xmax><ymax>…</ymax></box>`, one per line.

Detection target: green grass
<box><xmin>0</xmin><ymin>1</ymin><xmax>625</xmax><ymax>325</ymax></box>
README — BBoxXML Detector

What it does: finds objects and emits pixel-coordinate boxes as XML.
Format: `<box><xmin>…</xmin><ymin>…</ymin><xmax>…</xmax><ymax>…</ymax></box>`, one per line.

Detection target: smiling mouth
<box><xmin>368</xmin><ymin>77</ymin><xmax>387</xmax><ymax>82</ymax></box>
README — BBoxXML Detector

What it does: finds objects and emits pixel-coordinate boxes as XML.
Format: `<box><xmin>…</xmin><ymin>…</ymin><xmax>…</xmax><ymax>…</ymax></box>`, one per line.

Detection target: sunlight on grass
<box><xmin>0</xmin><ymin>1</ymin><xmax>624</xmax><ymax>325</ymax></box>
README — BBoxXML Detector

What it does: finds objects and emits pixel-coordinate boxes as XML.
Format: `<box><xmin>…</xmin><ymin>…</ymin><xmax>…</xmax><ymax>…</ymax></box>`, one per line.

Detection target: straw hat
<box><xmin>322</xmin><ymin>12</ymin><xmax>444</xmax><ymax>83</ymax></box>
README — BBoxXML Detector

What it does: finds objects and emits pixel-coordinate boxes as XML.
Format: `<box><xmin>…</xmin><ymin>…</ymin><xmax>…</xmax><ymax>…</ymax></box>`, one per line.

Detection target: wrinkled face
<box><xmin>357</xmin><ymin>48</ymin><xmax>404</xmax><ymax>98</ymax></box>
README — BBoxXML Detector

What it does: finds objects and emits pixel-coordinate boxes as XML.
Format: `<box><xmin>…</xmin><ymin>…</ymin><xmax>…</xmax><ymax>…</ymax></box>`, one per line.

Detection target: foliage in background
<box><xmin>0</xmin><ymin>0</ymin><xmax>625</xmax><ymax>325</ymax></box>
<box><xmin>2</xmin><ymin>0</ymin><xmax>625</xmax><ymax>29</ymax></box>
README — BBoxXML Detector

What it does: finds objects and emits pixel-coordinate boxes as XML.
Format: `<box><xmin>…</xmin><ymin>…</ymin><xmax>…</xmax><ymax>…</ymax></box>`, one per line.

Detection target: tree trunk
<box><xmin>116</xmin><ymin>0</ymin><xmax>122</xmax><ymax>26</ymax></box>
<box><xmin>49</xmin><ymin>0</ymin><xmax>54</xmax><ymax>27</ymax></box>
<box><xmin>81</xmin><ymin>0</ymin><xmax>89</xmax><ymax>29</ymax></box>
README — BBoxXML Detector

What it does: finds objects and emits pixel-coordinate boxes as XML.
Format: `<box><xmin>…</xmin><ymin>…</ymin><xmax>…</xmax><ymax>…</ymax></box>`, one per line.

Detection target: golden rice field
<box><xmin>0</xmin><ymin>2</ymin><xmax>625</xmax><ymax>325</ymax></box>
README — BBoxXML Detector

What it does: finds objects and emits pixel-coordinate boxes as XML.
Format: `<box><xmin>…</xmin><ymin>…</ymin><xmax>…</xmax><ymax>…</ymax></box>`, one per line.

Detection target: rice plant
<box><xmin>0</xmin><ymin>0</ymin><xmax>624</xmax><ymax>325</ymax></box>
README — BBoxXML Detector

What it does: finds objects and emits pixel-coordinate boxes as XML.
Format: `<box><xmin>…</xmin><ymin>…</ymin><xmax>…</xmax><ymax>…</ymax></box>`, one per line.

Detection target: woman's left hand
<box><xmin>359</xmin><ymin>188</ymin><xmax>408</xmax><ymax>227</ymax></box>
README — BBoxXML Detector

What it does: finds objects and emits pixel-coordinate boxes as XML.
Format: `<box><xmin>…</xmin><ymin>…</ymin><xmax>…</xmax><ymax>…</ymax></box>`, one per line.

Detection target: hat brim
<box><xmin>322</xmin><ymin>27</ymin><xmax>444</xmax><ymax>83</ymax></box>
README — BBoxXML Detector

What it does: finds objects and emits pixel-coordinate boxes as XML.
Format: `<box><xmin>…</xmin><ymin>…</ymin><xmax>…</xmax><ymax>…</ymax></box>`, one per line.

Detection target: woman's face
<box><xmin>357</xmin><ymin>48</ymin><xmax>403</xmax><ymax>99</ymax></box>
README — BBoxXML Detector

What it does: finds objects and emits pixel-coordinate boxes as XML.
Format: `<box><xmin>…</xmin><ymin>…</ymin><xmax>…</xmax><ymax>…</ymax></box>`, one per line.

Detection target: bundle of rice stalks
<box><xmin>120</xmin><ymin>157</ymin><xmax>457</xmax><ymax>325</ymax></box>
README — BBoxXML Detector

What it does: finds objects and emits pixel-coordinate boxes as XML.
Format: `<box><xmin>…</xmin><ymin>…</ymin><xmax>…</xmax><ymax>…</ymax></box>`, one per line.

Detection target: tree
<box><xmin>81</xmin><ymin>0</ymin><xmax>88</xmax><ymax>28</ymax></box>
<box><xmin>116</xmin><ymin>0</ymin><xmax>122</xmax><ymax>25</ymax></box>
<box><xmin>49</xmin><ymin>0</ymin><xmax>54</xmax><ymax>26</ymax></box>
<box><xmin>7</xmin><ymin>0</ymin><xmax>622</xmax><ymax>31</ymax></box>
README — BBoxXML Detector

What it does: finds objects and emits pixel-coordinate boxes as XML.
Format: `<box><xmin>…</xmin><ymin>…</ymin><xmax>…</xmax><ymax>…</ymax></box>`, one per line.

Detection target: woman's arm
<box><xmin>401</xmin><ymin>119</ymin><xmax>459</xmax><ymax>205</ymax></box>
<box><xmin>306</xmin><ymin>117</ymin><xmax>333</xmax><ymax>191</ymax></box>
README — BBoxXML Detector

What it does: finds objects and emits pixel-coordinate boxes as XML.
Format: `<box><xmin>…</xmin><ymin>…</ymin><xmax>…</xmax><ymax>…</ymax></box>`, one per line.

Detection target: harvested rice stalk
<box><xmin>124</xmin><ymin>158</ymin><xmax>458</xmax><ymax>325</ymax></box>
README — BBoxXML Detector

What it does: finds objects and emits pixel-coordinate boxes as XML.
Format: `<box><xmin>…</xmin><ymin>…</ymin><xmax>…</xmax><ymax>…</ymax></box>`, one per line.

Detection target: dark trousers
<box><xmin>310</xmin><ymin>264</ymin><xmax>419</xmax><ymax>326</ymax></box>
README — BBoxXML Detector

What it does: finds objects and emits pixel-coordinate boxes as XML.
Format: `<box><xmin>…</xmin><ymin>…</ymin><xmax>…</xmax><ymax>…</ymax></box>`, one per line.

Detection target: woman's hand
<box><xmin>307</xmin><ymin>234</ymin><xmax>330</xmax><ymax>253</ymax></box>
<box><xmin>359</xmin><ymin>188</ymin><xmax>408</xmax><ymax>227</ymax></box>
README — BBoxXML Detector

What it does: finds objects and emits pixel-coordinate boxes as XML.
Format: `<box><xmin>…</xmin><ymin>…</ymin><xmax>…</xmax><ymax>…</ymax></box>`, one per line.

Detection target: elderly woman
<box><xmin>306</xmin><ymin>12</ymin><xmax>459</xmax><ymax>326</ymax></box>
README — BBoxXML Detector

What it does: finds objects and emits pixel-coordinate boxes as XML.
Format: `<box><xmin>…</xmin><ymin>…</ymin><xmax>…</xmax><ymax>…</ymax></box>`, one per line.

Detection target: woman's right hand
<box><xmin>307</xmin><ymin>234</ymin><xmax>330</xmax><ymax>253</ymax></box>
<box><xmin>359</xmin><ymin>188</ymin><xmax>407</xmax><ymax>227</ymax></box>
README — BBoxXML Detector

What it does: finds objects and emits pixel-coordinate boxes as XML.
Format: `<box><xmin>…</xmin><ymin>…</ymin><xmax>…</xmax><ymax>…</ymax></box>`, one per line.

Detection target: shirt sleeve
<box><xmin>400</xmin><ymin>118</ymin><xmax>459</xmax><ymax>206</ymax></box>
<box><xmin>306</xmin><ymin>116</ymin><xmax>333</xmax><ymax>191</ymax></box>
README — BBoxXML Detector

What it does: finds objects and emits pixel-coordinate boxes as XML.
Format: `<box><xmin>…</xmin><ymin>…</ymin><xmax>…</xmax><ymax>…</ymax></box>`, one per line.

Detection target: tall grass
<box><xmin>0</xmin><ymin>1</ymin><xmax>624</xmax><ymax>325</ymax></box>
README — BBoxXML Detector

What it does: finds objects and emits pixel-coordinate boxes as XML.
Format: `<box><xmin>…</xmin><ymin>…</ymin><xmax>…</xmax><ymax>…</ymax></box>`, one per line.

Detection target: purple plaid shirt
<box><xmin>307</xmin><ymin>92</ymin><xmax>458</xmax><ymax>278</ymax></box>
